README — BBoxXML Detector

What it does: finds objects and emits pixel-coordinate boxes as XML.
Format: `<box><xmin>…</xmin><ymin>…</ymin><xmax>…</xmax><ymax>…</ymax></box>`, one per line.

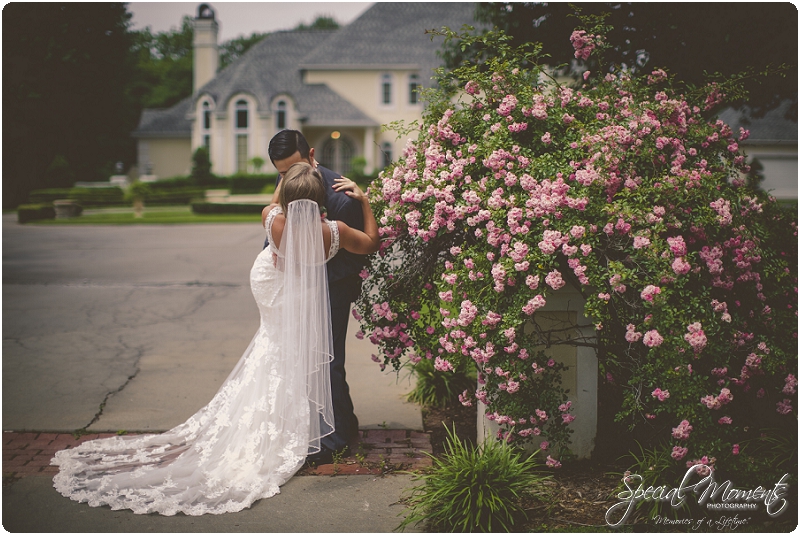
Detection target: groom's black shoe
<box><xmin>305</xmin><ymin>445</ymin><xmax>350</xmax><ymax>466</ymax></box>
<box><xmin>305</xmin><ymin>447</ymin><xmax>333</xmax><ymax>466</ymax></box>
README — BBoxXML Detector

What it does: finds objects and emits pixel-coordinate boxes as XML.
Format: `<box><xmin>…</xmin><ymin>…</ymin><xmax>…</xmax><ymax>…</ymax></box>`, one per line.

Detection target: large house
<box><xmin>132</xmin><ymin>2</ymin><xmax>478</xmax><ymax>179</ymax></box>
<box><xmin>133</xmin><ymin>3</ymin><xmax>796</xmax><ymax>202</ymax></box>
<box><xmin>718</xmin><ymin>100</ymin><xmax>798</xmax><ymax>201</ymax></box>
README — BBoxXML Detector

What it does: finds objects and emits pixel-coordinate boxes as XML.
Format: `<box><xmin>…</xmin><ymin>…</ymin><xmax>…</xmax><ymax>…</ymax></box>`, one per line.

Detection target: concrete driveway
<box><xmin>2</xmin><ymin>215</ymin><xmax>419</xmax><ymax>433</ymax></box>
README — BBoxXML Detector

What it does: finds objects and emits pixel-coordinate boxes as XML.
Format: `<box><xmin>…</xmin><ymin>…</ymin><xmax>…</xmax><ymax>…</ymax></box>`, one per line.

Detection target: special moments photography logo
<box><xmin>605</xmin><ymin>464</ymin><xmax>791</xmax><ymax>528</ymax></box>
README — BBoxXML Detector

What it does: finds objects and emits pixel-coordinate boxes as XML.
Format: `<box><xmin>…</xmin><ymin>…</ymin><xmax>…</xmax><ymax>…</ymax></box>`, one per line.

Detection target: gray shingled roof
<box><xmin>133</xmin><ymin>3</ymin><xmax>480</xmax><ymax>136</ymax></box>
<box><xmin>197</xmin><ymin>30</ymin><xmax>376</xmax><ymax>126</ymax></box>
<box><xmin>132</xmin><ymin>96</ymin><xmax>192</xmax><ymax>138</ymax></box>
<box><xmin>718</xmin><ymin>100</ymin><xmax>798</xmax><ymax>145</ymax></box>
<box><xmin>299</xmin><ymin>2</ymin><xmax>478</xmax><ymax>81</ymax></box>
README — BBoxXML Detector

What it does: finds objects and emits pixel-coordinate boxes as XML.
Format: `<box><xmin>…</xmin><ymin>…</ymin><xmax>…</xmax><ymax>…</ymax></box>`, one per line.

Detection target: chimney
<box><xmin>193</xmin><ymin>4</ymin><xmax>219</xmax><ymax>94</ymax></box>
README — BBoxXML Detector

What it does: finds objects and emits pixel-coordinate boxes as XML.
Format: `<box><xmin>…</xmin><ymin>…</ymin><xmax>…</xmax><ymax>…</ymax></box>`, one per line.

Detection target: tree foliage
<box><xmin>294</xmin><ymin>15</ymin><xmax>339</xmax><ymax>31</ymax></box>
<box><xmin>3</xmin><ymin>2</ymin><xmax>138</xmax><ymax>209</ymax></box>
<box><xmin>129</xmin><ymin>16</ymin><xmax>194</xmax><ymax>109</ymax></box>
<box><xmin>457</xmin><ymin>2</ymin><xmax>797</xmax><ymax>119</ymax></box>
<box><xmin>219</xmin><ymin>31</ymin><xmax>267</xmax><ymax>70</ymax></box>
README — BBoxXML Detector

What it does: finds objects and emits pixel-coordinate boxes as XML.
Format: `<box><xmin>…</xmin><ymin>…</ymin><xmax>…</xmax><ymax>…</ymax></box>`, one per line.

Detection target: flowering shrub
<box><xmin>355</xmin><ymin>26</ymin><xmax>797</xmax><ymax>474</ymax></box>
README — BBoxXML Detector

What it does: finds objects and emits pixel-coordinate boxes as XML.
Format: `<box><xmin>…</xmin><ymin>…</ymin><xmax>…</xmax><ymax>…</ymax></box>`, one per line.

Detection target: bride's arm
<box><xmin>261</xmin><ymin>174</ymin><xmax>285</xmax><ymax>227</ymax></box>
<box><xmin>332</xmin><ymin>177</ymin><xmax>381</xmax><ymax>255</ymax></box>
<box><xmin>261</xmin><ymin>203</ymin><xmax>280</xmax><ymax>228</ymax></box>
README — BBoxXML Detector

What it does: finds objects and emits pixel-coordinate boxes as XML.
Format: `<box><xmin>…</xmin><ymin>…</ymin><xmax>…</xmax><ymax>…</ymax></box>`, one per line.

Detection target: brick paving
<box><xmin>3</xmin><ymin>429</ymin><xmax>432</xmax><ymax>481</ymax></box>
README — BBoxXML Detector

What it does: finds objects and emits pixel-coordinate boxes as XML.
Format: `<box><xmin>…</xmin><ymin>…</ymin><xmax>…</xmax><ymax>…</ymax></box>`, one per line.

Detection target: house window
<box><xmin>236</xmin><ymin>134</ymin><xmax>248</xmax><ymax>173</ymax></box>
<box><xmin>276</xmin><ymin>100</ymin><xmax>286</xmax><ymax>130</ymax></box>
<box><xmin>409</xmin><ymin>74</ymin><xmax>420</xmax><ymax>105</ymax></box>
<box><xmin>320</xmin><ymin>133</ymin><xmax>355</xmax><ymax>176</ymax></box>
<box><xmin>201</xmin><ymin>101</ymin><xmax>212</xmax><ymax>153</ymax></box>
<box><xmin>382</xmin><ymin>142</ymin><xmax>393</xmax><ymax>168</ymax></box>
<box><xmin>381</xmin><ymin>74</ymin><xmax>392</xmax><ymax>105</ymax></box>
<box><xmin>235</xmin><ymin>99</ymin><xmax>248</xmax><ymax>129</ymax></box>
<box><xmin>203</xmin><ymin>102</ymin><xmax>212</xmax><ymax>129</ymax></box>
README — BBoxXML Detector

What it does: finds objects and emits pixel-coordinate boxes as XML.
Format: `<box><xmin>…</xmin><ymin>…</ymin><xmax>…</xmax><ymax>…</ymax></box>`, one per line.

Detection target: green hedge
<box><xmin>144</xmin><ymin>176</ymin><xmax>194</xmax><ymax>190</ymax></box>
<box><xmin>144</xmin><ymin>188</ymin><xmax>206</xmax><ymax>205</ymax></box>
<box><xmin>17</xmin><ymin>204</ymin><xmax>56</xmax><ymax>223</ymax></box>
<box><xmin>67</xmin><ymin>187</ymin><xmax>125</xmax><ymax>207</ymax></box>
<box><xmin>229</xmin><ymin>173</ymin><xmax>277</xmax><ymax>194</ymax></box>
<box><xmin>28</xmin><ymin>188</ymin><xmax>72</xmax><ymax>204</ymax></box>
<box><xmin>191</xmin><ymin>202</ymin><xmax>264</xmax><ymax>215</ymax></box>
<box><xmin>194</xmin><ymin>174</ymin><xmax>231</xmax><ymax>189</ymax></box>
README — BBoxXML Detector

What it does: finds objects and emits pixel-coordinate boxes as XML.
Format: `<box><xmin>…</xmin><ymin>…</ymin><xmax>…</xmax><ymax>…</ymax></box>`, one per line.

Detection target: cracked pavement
<box><xmin>3</xmin><ymin>215</ymin><xmax>420</xmax><ymax>434</ymax></box>
<box><xmin>3</xmin><ymin>219</ymin><xmax>263</xmax><ymax>432</ymax></box>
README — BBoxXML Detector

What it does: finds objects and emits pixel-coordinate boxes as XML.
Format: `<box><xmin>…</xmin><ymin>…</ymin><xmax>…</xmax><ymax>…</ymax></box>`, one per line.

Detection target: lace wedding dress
<box><xmin>52</xmin><ymin>201</ymin><xmax>338</xmax><ymax>515</ymax></box>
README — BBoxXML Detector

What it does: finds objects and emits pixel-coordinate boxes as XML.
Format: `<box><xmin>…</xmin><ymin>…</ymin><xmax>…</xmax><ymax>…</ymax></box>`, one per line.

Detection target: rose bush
<box><xmin>354</xmin><ymin>25</ymin><xmax>797</xmax><ymax>477</ymax></box>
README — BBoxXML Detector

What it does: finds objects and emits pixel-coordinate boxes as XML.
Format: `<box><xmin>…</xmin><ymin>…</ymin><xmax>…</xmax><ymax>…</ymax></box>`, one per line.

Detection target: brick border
<box><xmin>3</xmin><ymin>429</ymin><xmax>432</xmax><ymax>481</ymax></box>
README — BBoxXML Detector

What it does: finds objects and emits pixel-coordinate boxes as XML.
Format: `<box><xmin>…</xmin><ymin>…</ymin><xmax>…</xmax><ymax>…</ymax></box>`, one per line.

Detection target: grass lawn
<box><xmin>29</xmin><ymin>206</ymin><xmax>261</xmax><ymax>225</ymax></box>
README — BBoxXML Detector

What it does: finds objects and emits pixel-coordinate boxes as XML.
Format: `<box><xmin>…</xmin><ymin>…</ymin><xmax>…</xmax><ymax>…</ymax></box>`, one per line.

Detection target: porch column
<box><xmin>363</xmin><ymin>127</ymin><xmax>376</xmax><ymax>175</ymax></box>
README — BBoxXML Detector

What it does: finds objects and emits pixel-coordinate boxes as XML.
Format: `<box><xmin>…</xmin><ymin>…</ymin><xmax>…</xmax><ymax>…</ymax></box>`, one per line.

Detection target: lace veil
<box><xmin>275</xmin><ymin>199</ymin><xmax>335</xmax><ymax>454</ymax></box>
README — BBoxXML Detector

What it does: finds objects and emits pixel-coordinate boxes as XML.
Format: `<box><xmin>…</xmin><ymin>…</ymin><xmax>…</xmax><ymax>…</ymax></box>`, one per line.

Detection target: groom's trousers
<box><xmin>323</xmin><ymin>274</ymin><xmax>362</xmax><ymax>452</ymax></box>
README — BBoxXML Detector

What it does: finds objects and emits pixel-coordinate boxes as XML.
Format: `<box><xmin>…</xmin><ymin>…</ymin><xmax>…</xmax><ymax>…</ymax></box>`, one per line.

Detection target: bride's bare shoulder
<box><xmin>261</xmin><ymin>203</ymin><xmax>283</xmax><ymax>228</ymax></box>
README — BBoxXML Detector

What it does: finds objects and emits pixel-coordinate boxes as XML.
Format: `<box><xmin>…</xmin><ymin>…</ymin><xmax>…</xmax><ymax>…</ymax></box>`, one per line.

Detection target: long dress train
<box><xmin>52</xmin><ymin>201</ymin><xmax>338</xmax><ymax>515</ymax></box>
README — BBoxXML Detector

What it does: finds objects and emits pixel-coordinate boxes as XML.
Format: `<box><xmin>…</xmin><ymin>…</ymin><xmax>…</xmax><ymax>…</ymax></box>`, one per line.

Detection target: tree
<box><xmin>129</xmin><ymin>16</ymin><xmax>194</xmax><ymax>109</ymax></box>
<box><xmin>219</xmin><ymin>31</ymin><xmax>267</xmax><ymax>70</ymax></box>
<box><xmin>294</xmin><ymin>15</ymin><xmax>339</xmax><ymax>31</ymax></box>
<box><xmin>459</xmin><ymin>3</ymin><xmax>797</xmax><ymax>119</ymax></box>
<box><xmin>3</xmin><ymin>3</ymin><xmax>138</xmax><ymax>209</ymax></box>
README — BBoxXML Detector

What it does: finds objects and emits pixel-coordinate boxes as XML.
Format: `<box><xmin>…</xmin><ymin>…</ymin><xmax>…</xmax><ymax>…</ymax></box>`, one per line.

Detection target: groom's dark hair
<box><xmin>268</xmin><ymin>130</ymin><xmax>311</xmax><ymax>163</ymax></box>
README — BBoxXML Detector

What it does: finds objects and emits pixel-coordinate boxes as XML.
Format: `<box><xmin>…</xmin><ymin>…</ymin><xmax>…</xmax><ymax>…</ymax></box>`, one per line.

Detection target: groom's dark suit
<box><xmin>265</xmin><ymin>165</ymin><xmax>366</xmax><ymax>452</ymax></box>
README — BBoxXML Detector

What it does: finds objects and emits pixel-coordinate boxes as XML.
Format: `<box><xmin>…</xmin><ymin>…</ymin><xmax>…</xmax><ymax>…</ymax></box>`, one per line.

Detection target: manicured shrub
<box><xmin>27</xmin><ymin>188</ymin><xmax>72</xmax><ymax>204</ymax></box>
<box><xmin>190</xmin><ymin>202</ymin><xmax>264</xmax><ymax>215</ymax></box>
<box><xmin>191</xmin><ymin>146</ymin><xmax>214</xmax><ymax>185</ymax></box>
<box><xmin>17</xmin><ymin>203</ymin><xmax>56</xmax><ymax>223</ymax></box>
<box><xmin>66</xmin><ymin>187</ymin><xmax>124</xmax><ymax>207</ymax></box>
<box><xmin>229</xmin><ymin>173</ymin><xmax>277</xmax><ymax>194</ymax></box>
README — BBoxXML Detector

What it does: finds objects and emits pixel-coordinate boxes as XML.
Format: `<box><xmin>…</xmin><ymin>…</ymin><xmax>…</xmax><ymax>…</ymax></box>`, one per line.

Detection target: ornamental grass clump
<box><xmin>356</xmin><ymin>18</ymin><xmax>797</xmax><ymax>482</ymax></box>
<box><xmin>398</xmin><ymin>425</ymin><xmax>548</xmax><ymax>532</ymax></box>
<box><xmin>404</xmin><ymin>355</ymin><xmax>476</xmax><ymax>408</ymax></box>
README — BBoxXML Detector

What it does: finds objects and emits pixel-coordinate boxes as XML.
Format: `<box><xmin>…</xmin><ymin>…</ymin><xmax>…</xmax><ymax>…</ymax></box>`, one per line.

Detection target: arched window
<box><xmin>381</xmin><ymin>74</ymin><xmax>392</xmax><ymax>105</ymax></box>
<box><xmin>320</xmin><ymin>133</ymin><xmax>355</xmax><ymax>175</ymax></box>
<box><xmin>235</xmin><ymin>99</ymin><xmax>248</xmax><ymax>129</ymax></box>
<box><xmin>276</xmin><ymin>100</ymin><xmax>286</xmax><ymax>130</ymax></box>
<box><xmin>235</xmin><ymin>99</ymin><xmax>249</xmax><ymax>173</ymax></box>
<box><xmin>382</xmin><ymin>142</ymin><xmax>393</xmax><ymax>168</ymax></box>
<box><xmin>202</xmin><ymin>101</ymin><xmax>212</xmax><ymax>150</ymax></box>
<box><xmin>408</xmin><ymin>74</ymin><xmax>420</xmax><ymax>105</ymax></box>
<box><xmin>203</xmin><ymin>102</ymin><xmax>212</xmax><ymax>129</ymax></box>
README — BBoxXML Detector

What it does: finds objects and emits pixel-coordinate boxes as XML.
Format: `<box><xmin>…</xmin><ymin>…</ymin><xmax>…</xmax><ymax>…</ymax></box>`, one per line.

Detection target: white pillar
<box><xmin>363</xmin><ymin>127</ymin><xmax>376</xmax><ymax>175</ymax></box>
<box><xmin>477</xmin><ymin>284</ymin><xmax>597</xmax><ymax>459</ymax></box>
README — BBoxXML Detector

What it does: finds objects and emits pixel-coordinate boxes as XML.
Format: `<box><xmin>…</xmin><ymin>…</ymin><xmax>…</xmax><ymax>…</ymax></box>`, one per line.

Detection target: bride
<box><xmin>51</xmin><ymin>162</ymin><xmax>381</xmax><ymax>515</ymax></box>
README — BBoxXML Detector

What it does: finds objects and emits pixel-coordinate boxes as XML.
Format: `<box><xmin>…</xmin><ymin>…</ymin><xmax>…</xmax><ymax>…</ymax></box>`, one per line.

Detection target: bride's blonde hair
<box><xmin>279</xmin><ymin>162</ymin><xmax>326</xmax><ymax>213</ymax></box>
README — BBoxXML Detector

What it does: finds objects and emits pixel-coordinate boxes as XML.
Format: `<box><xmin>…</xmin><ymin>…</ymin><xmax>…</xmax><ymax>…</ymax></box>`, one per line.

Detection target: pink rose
<box><xmin>643</xmin><ymin>330</ymin><xmax>664</xmax><ymax>347</ymax></box>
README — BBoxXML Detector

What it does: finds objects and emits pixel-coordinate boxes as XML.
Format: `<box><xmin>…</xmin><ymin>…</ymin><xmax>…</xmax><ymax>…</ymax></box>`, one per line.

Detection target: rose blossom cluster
<box><xmin>570</xmin><ymin>29</ymin><xmax>601</xmax><ymax>60</ymax></box>
<box><xmin>355</xmin><ymin>27</ymin><xmax>797</xmax><ymax>472</ymax></box>
<box><xmin>684</xmin><ymin>322</ymin><xmax>707</xmax><ymax>353</ymax></box>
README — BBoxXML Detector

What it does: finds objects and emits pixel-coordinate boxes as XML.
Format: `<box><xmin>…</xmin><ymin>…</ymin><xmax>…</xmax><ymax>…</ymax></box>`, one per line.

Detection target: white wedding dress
<box><xmin>52</xmin><ymin>201</ymin><xmax>338</xmax><ymax>515</ymax></box>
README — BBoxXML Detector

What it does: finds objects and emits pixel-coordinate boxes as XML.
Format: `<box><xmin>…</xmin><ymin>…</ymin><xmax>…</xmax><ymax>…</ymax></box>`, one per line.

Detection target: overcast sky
<box><xmin>127</xmin><ymin>2</ymin><xmax>374</xmax><ymax>42</ymax></box>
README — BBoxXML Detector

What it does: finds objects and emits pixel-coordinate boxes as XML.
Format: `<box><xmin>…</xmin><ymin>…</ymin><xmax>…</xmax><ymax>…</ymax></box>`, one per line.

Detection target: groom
<box><xmin>267</xmin><ymin>130</ymin><xmax>367</xmax><ymax>464</ymax></box>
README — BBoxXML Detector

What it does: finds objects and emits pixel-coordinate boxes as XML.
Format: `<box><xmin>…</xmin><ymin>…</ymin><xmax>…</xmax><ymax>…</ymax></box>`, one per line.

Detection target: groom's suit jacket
<box><xmin>265</xmin><ymin>164</ymin><xmax>367</xmax><ymax>307</ymax></box>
